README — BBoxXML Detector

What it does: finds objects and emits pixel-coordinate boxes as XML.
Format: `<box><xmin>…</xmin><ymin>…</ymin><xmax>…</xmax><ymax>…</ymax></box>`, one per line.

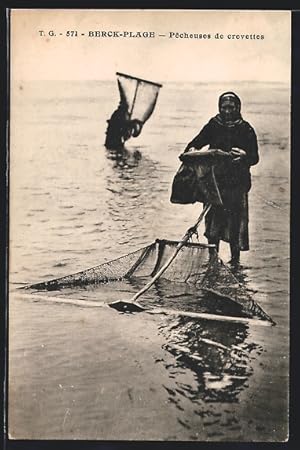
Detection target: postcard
<box><xmin>8</xmin><ymin>9</ymin><xmax>290</xmax><ymax>441</ymax></box>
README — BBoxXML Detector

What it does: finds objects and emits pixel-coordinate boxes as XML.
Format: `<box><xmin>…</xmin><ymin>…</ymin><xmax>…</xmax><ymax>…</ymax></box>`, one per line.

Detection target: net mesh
<box><xmin>201</xmin><ymin>256</ymin><xmax>273</xmax><ymax>322</ymax></box>
<box><xmin>131</xmin><ymin>81</ymin><xmax>160</xmax><ymax>122</ymax></box>
<box><xmin>25</xmin><ymin>239</ymin><xmax>272</xmax><ymax>323</ymax></box>
<box><xmin>27</xmin><ymin>244</ymin><xmax>155</xmax><ymax>290</ymax></box>
<box><xmin>140</xmin><ymin>240</ymin><xmax>211</xmax><ymax>284</ymax></box>
<box><xmin>117</xmin><ymin>73</ymin><xmax>161</xmax><ymax>123</ymax></box>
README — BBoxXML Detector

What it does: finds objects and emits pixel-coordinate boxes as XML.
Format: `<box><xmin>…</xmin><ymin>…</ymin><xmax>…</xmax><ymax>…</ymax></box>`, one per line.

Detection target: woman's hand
<box><xmin>230</xmin><ymin>147</ymin><xmax>246</xmax><ymax>157</ymax></box>
<box><xmin>230</xmin><ymin>147</ymin><xmax>247</xmax><ymax>163</ymax></box>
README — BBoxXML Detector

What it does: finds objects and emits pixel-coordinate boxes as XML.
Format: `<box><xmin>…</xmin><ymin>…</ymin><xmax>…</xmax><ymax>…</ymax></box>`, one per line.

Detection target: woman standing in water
<box><xmin>181</xmin><ymin>92</ymin><xmax>259</xmax><ymax>266</ymax></box>
<box><xmin>105</xmin><ymin>100</ymin><xmax>143</xmax><ymax>150</ymax></box>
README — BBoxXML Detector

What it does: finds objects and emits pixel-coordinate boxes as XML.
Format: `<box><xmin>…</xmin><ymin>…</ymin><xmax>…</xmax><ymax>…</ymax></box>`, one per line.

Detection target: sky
<box><xmin>10</xmin><ymin>9</ymin><xmax>291</xmax><ymax>83</ymax></box>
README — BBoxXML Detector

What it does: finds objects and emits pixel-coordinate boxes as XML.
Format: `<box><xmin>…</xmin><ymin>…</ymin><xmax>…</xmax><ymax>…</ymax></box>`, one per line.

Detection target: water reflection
<box><xmin>103</xmin><ymin>145</ymin><xmax>171</xmax><ymax>249</ymax></box>
<box><xmin>105</xmin><ymin>145</ymin><xmax>162</xmax><ymax>193</ymax></box>
<box><xmin>142</xmin><ymin>267</ymin><xmax>264</xmax><ymax>409</ymax></box>
<box><xmin>105</xmin><ymin>146</ymin><xmax>142</xmax><ymax>170</ymax></box>
<box><xmin>159</xmin><ymin>315</ymin><xmax>261</xmax><ymax>404</ymax></box>
<box><xmin>116</xmin><ymin>274</ymin><xmax>261</xmax><ymax>405</ymax></box>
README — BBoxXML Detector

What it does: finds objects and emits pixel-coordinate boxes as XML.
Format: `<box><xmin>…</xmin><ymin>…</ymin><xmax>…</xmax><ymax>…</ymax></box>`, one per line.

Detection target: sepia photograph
<box><xmin>8</xmin><ymin>9</ymin><xmax>290</xmax><ymax>441</ymax></box>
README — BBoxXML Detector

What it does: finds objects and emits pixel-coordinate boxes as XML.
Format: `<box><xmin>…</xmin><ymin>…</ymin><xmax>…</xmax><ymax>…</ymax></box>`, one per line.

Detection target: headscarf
<box><xmin>214</xmin><ymin>92</ymin><xmax>243</xmax><ymax>127</ymax></box>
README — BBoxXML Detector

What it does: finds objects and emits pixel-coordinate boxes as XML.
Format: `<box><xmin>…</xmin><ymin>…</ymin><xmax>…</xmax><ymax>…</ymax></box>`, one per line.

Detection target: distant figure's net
<box><xmin>117</xmin><ymin>72</ymin><xmax>162</xmax><ymax>122</ymax></box>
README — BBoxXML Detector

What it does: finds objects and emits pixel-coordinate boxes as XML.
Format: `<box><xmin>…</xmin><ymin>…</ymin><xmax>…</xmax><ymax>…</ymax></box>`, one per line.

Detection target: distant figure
<box><xmin>105</xmin><ymin>100</ymin><xmax>142</xmax><ymax>150</ymax></box>
<box><xmin>182</xmin><ymin>92</ymin><xmax>259</xmax><ymax>266</ymax></box>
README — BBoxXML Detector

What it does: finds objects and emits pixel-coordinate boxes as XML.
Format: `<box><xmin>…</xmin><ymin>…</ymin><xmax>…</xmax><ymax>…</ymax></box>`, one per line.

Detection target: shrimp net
<box><xmin>24</xmin><ymin>239</ymin><xmax>273</xmax><ymax>323</ymax></box>
<box><xmin>117</xmin><ymin>72</ymin><xmax>162</xmax><ymax>123</ymax></box>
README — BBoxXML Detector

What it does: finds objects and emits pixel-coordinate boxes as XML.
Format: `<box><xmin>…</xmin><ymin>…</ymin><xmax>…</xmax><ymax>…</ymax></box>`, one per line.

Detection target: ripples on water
<box><xmin>9</xmin><ymin>80</ymin><xmax>289</xmax><ymax>440</ymax></box>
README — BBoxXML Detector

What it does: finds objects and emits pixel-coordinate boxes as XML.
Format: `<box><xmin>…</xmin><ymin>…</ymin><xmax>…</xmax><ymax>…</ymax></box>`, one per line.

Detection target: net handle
<box><xmin>116</xmin><ymin>72</ymin><xmax>162</xmax><ymax>88</ymax></box>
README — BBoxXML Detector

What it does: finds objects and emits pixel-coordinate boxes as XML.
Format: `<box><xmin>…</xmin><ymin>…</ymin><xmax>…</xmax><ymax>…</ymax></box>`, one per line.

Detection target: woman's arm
<box><xmin>245</xmin><ymin>126</ymin><xmax>259</xmax><ymax>166</ymax></box>
<box><xmin>230</xmin><ymin>125</ymin><xmax>259</xmax><ymax>166</ymax></box>
<box><xmin>184</xmin><ymin>121</ymin><xmax>212</xmax><ymax>153</ymax></box>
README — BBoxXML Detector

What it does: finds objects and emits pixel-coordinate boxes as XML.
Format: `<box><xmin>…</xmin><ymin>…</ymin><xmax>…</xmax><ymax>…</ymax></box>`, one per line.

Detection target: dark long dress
<box><xmin>105</xmin><ymin>101</ymin><xmax>137</xmax><ymax>150</ymax></box>
<box><xmin>185</xmin><ymin>117</ymin><xmax>259</xmax><ymax>250</ymax></box>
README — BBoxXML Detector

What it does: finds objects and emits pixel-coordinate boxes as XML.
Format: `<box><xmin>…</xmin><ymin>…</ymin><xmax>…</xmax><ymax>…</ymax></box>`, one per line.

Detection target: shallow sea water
<box><xmin>8</xmin><ymin>80</ymin><xmax>289</xmax><ymax>441</ymax></box>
